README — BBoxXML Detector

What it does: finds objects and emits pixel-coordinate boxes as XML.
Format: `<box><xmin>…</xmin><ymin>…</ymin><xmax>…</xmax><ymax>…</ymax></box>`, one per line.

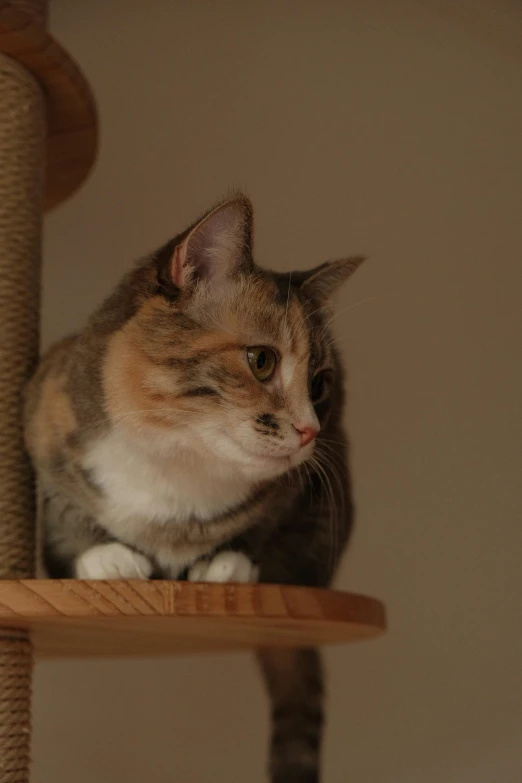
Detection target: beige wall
<box><xmin>34</xmin><ymin>1</ymin><xmax>522</xmax><ymax>781</ymax></box>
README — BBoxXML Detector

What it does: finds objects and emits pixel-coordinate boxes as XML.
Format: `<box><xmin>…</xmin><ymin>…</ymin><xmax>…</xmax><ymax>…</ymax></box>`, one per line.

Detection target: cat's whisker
<box><xmin>318</xmin><ymin>293</ymin><xmax>397</xmax><ymax>338</ymax></box>
<box><xmin>308</xmin><ymin>452</ymin><xmax>338</xmax><ymax>574</ymax></box>
<box><xmin>310</xmin><ymin>448</ymin><xmax>346</xmax><ymax>575</ymax></box>
<box><xmin>82</xmin><ymin>399</ymin><xmax>235</xmax><ymax>435</ymax></box>
<box><xmin>292</xmin><ymin>464</ymin><xmax>305</xmax><ymax>494</ymax></box>
<box><xmin>301</xmin><ymin>304</ymin><xmax>332</xmax><ymax>325</ymax></box>
<box><xmin>284</xmin><ymin>271</ymin><xmax>292</xmax><ymax>332</ymax></box>
<box><xmin>298</xmin><ymin>459</ymin><xmax>315</xmax><ymax>499</ymax></box>
<box><xmin>301</xmin><ymin>460</ymin><xmax>315</xmax><ymax>497</ymax></box>
<box><xmin>317</xmin><ymin>436</ymin><xmax>347</xmax><ymax>450</ymax></box>
<box><xmin>323</xmin><ymin>333</ymin><xmax>369</xmax><ymax>350</ymax></box>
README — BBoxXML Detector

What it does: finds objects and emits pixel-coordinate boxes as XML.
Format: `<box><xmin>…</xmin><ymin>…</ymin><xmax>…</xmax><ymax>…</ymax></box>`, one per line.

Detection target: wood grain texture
<box><xmin>0</xmin><ymin>580</ymin><xmax>386</xmax><ymax>659</ymax></box>
<box><xmin>0</xmin><ymin>1</ymin><xmax>98</xmax><ymax>210</ymax></box>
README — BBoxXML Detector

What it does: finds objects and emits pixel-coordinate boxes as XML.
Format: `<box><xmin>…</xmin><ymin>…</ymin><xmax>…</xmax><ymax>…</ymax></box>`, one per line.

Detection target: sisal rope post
<box><xmin>0</xmin><ymin>0</ymin><xmax>47</xmax><ymax>776</ymax></box>
<box><xmin>0</xmin><ymin>53</ymin><xmax>44</xmax><ymax>580</ymax></box>
<box><xmin>0</xmin><ymin>633</ymin><xmax>32</xmax><ymax>783</ymax></box>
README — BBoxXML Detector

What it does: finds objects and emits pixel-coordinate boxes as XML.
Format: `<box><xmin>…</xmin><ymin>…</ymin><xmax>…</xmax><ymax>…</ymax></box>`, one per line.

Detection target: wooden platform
<box><xmin>0</xmin><ymin>1</ymin><xmax>98</xmax><ymax>209</ymax></box>
<box><xmin>0</xmin><ymin>580</ymin><xmax>386</xmax><ymax>659</ymax></box>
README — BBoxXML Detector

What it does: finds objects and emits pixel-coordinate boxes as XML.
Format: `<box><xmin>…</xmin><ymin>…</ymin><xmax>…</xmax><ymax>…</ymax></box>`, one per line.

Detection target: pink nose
<box><xmin>294</xmin><ymin>424</ymin><xmax>319</xmax><ymax>448</ymax></box>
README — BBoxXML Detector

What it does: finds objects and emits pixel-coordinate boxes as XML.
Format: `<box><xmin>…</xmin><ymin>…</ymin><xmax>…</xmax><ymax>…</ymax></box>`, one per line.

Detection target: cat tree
<box><xmin>0</xmin><ymin>2</ymin><xmax>386</xmax><ymax>779</ymax></box>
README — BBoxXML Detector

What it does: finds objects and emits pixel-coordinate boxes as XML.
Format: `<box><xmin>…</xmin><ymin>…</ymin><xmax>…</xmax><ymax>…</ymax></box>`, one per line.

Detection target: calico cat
<box><xmin>24</xmin><ymin>193</ymin><xmax>364</xmax><ymax>783</ymax></box>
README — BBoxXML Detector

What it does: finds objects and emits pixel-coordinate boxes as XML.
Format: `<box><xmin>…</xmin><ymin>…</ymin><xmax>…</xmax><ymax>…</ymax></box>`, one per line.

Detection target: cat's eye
<box><xmin>310</xmin><ymin>371</ymin><xmax>328</xmax><ymax>403</ymax></box>
<box><xmin>247</xmin><ymin>347</ymin><xmax>277</xmax><ymax>381</ymax></box>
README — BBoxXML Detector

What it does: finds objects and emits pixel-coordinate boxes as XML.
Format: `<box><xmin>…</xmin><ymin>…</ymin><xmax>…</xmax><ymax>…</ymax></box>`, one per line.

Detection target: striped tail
<box><xmin>257</xmin><ymin>647</ymin><xmax>324</xmax><ymax>783</ymax></box>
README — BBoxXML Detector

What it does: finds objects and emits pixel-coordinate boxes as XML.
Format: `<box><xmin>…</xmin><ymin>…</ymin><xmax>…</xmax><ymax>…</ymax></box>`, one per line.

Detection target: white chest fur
<box><xmin>84</xmin><ymin>429</ymin><xmax>251</xmax><ymax>528</ymax></box>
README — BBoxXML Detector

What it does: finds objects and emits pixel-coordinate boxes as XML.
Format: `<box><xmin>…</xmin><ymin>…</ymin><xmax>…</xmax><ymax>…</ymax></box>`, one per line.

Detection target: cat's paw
<box><xmin>188</xmin><ymin>551</ymin><xmax>259</xmax><ymax>584</ymax></box>
<box><xmin>75</xmin><ymin>542</ymin><xmax>153</xmax><ymax>580</ymax></box>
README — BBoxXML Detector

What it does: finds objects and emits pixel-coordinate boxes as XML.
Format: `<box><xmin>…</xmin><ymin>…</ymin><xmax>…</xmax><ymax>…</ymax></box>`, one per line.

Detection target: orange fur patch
<box><xmin>29</xmin><ymin>373</ymin><xmax>77</xmax><ymax>463</ymax></box>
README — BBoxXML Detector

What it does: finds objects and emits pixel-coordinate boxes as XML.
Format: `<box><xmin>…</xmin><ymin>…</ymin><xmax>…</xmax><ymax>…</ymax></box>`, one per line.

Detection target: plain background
<box><xmin>34</xmin><ymin>1</ymin><xmax>522</xmax><ymax>781</ymax></box>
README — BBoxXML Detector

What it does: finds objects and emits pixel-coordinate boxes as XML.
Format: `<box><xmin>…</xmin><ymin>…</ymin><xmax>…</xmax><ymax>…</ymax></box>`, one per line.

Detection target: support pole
<box><xmin>0</xmin><ymin>53</ymin><xmax>44</xmax><ymax>579</ymax></box>
<box><xmin>0</xmin><ymin>1</ymin><xmax>46</xmax><ymax>773</ymax></box>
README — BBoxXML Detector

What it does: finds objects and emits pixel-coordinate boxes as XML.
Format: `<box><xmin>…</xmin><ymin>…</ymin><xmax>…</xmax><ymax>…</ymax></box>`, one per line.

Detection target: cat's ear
<box><xmin>167</xmin><ymin>195</ymin><xmax>253</xmax><ymax>292</ymax></box>
<box><xmin>299</xmin><ymin>256</ymin><xmax>366</xmax><ymax>302</ymax></box>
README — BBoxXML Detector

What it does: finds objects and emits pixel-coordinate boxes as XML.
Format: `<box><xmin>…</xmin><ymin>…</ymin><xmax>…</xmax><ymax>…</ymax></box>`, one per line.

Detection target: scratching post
<box><xmin>0</xmin><ymin>53</ymin><xmax>43</xmax><ymax>581</ymax></box>
<box><xmin>0</xmin><ymin>8</ymin><xmax>45</xmax><ymax>780</ymax></box>
<box><xmin>0</xmin><ymin>631</ymin><xmax>32</xmax><ymax>782</ymax></box>
<box><xmin>0</xmin><ymin>2</ymin><xmax>385</xmax><ymax>779</ymax></box>
<box><xmin>0</xmin><ymin>0</ymin><xmax>96</xmax><ymax>777</ymax></box>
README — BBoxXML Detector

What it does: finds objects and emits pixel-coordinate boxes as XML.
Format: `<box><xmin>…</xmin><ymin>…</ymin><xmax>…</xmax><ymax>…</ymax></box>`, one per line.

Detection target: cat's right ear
<box><xmin>299</xmin><ymin>256</ymin><xmax>366</xmax><ymax>303</ymax></box>
<box><xmin>157</xmin><ymin>195</ymin><xmax>253</xmax><ymax>297</ymax></box>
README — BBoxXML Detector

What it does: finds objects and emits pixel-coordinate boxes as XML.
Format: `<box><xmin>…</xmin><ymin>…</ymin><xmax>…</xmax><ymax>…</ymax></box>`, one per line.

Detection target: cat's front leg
<box><xmin>187</xmin><ymin>551</ymin><xmax>259</xmax><ymax>583</ymax></box>
<box><xmin>75</xmin><ymin>542</ymin><xmax>153</xmax><ymax>579</ymax></box>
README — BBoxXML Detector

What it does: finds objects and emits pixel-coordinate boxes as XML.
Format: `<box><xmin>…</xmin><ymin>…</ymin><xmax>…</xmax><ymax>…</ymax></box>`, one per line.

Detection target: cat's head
<box><xmin>103</xmin><ymin>195</ymin><xmax>364</xmax><ymax>482</ymax></box>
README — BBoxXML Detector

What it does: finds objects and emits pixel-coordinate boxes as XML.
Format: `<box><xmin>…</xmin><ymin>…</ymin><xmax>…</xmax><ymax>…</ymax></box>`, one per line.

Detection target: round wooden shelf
<box><xmin>0</xmin><ymin>580</ymin><xmax>386</xmax><ymax>659</ymax></box>
<box><xmin>0</xmin><ymin>1</ymin><xmax>98</xmax><ymax>210</ymax></box>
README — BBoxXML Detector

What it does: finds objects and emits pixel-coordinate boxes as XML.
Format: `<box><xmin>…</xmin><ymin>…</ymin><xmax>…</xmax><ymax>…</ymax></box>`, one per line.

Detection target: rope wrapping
<box><xmin>0</xmin><ymin>55</ymin><xmax>45</xmax><ymax>579</ymax></box>
<box><xmin>0</xmin><ymin>633</ymin><xmax>32</xmax><ymax>783</ymax></box>
<box><xmin>0</xmin><ymin>47</ymin><xmax>46</xmax><ymax>782</ymax></box>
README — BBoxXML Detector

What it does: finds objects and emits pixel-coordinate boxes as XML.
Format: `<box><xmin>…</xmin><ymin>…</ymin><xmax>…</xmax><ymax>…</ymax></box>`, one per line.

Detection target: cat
<box><xmin>24</xmin><ymin>193</ymin><xmax>364</xmax><ymax>783</ymax></box>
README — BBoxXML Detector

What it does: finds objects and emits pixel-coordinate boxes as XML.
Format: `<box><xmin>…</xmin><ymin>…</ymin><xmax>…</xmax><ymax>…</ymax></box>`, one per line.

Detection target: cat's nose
<box><xmin>294</xmin><ymin>424</ymin><xmax>319</xmax><ymax>448</ymax></box>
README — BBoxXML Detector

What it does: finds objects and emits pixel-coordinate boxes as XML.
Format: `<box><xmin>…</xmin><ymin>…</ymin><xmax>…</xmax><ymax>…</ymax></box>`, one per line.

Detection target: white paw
<box><xmin>75</xmin><ymin>542</ymin><xmax>153</xmax><ymax>580</ymax></box>
<box><xmin>188</xmin><ymin>551</ymin><xmax>259</xmax><ymax>584</ymax></box>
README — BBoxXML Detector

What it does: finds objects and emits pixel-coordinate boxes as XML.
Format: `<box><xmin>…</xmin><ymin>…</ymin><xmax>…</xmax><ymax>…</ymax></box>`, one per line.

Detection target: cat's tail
<box><xmin>257</xmin><ymin>647</ymin><xmax>324</xmax><ymax>783</ymax></box>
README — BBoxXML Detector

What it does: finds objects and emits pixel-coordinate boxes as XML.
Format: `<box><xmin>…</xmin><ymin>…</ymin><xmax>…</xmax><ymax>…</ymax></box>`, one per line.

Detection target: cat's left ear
<box><xmin>299</xmin><ymin>256</ymin><xmax>366</xmax><ymax>302</ymax></box>
<box><xmin>166</xmin><ymin>194</ymin><xmax>253</xmax><ymax>293</ymax></box>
